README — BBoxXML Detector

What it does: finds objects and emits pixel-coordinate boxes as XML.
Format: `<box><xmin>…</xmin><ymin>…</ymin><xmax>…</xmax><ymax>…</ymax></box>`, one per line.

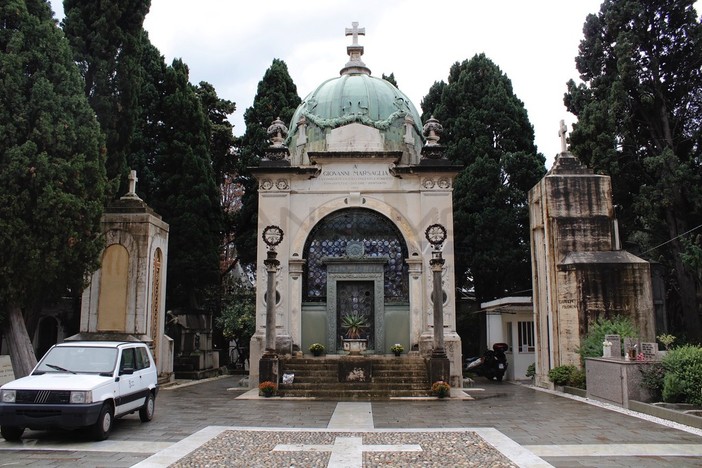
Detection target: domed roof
<box><xmin>290</xmin><ymin>73</ymin><xmax>422</xmax><ymax>134</ymax></box>
<box><xmin>286</xmin><ymin>22</ymin><xmax>424</xmax><ymax>164</ymax></box>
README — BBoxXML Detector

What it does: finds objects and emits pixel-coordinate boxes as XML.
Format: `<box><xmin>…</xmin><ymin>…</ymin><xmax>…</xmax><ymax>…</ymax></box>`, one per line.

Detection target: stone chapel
<box><xmin>248</xmin><ymin>23</ymin><xmax>463</xmax><ymax>388</ymax></box>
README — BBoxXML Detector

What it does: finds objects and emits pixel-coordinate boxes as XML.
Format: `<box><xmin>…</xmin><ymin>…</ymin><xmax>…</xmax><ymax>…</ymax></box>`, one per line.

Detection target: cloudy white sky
<box><xmin>48</xmin><ymin>0</ymin><xmax>700</xmax><ymax>167</ymax></box>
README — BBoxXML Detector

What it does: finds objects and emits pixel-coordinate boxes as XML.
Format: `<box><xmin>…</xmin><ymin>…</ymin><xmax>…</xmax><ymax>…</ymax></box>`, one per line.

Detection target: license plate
<box><xmin>498</xmin><ymin>364</ymin><xmax>504</xmax><ymax>369</ymax></box>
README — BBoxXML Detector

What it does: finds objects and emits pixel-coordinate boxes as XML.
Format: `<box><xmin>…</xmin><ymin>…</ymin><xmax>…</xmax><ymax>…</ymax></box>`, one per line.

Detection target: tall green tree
<box><xmin>234</xmin><ymin>59</ymin><xmax>300</xmax><ymax>268</ymax></box>
<box><xmin>564</xmin><ymin>0</ymin><xmax>702</xmax><ymax>338</ymax></box>
<box><xmin>196</xmin><ymin>81</ymin><xmax>236</xmax><ymax>186</ymax></box>
<box><xmin>149</xmin><ymin>59</ymin><xmax>223</xmax><ymax>310</ymax></box>
<box><xmin>126</xmin><ymin>33</ymin><xmax>165</xmax><ymax>203</ymax></box>
<box><xmin>421</xmin><ymin>54</ymin><xmax>546</xmax><ymax>301</ymax></box>
<box><xmin>62</xmin><ymin>0</ymin><xmax>151</xmax><ymax>196</ymax></box>
<box><xmin>0</xmin><ymin>0</ymin><xmax>107</xmax><ymax>376</ymax></box>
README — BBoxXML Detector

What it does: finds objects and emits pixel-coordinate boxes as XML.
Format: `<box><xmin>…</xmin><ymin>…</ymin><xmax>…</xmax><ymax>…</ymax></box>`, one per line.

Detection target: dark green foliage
<box><xmin>569</xmin><ymin>368</ymin><xmax>587</xmax><ymax>389</ymax></box>
<box><xmin>215</xmin><ymin>278</ymin><xmax>255</xmax><ymax>347</ymax></box>
<box><xmin>526</xmin><ymin>363</ymin><xmax>536</xmax><ymax>379</ymax></box>
<box><xmin>564</xmin><ymin>0</ymin><xmax>702</xmax><ymax>338</ymax></box>
<box><xmin>548</xmin><ymin>365</ymin><xmax>579</xmax><ymax>386</ymax></box>
<box><xmin>0</xmin><ymin>0</ymin><xmax>107</xmax><ymax>313</ymax></box>
<box><xmin>381</xmin><ymin>72</ymin><xmax>397</xmax><ymax>88</ymax></box>
<box><xmin>149</xmin><ymin>59</ymin><xmax>223</xmax><ymax>310</ymax></box>
<box><xmin>662</xmin><ymin>373</ymin><xmax>686</xmax><ymax>403</ymax></box>
<box><xmin>420</xmin><ymin>55</ymin><xmax>546</xmax><ymax>300</ymax></box>
<box><xmin>578</xmin><ymin>316</ymin><xmax>638</xmax><ymax>361</ymax></box>
<box><xmin>662</xmin><ymin>344</ymin><xmax>702</xmax><ymax>405</ymax></box>
<box><xmin>234</xmin><ymin>59</ymin><xmax>300</xmax><ymax>267</ymax></box>
<box><xmin>125</xmin><ymin>36</ymin><xmax>165</xmax><ymax>203</ymax></box>
<box><xmin>62</xmin><ymin>0</ymin><xmax>151</xmax><ymax>196</ymax></box>
<box><xmin>640</xmin><ymin>362</ymin><xmax>665</xmax><ymax>402</ymax></box>
<box><xmin>196</xmin><ymin>81</ymin><xmax>236</xmax><ymax>185</ymax></box>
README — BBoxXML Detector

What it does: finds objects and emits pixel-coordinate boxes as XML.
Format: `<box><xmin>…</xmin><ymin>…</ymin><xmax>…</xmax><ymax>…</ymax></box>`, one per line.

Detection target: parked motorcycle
<box><xmin>465</xmin><ymin>343</ymin><xmax>509</xmax><ymax>382</ymax></box>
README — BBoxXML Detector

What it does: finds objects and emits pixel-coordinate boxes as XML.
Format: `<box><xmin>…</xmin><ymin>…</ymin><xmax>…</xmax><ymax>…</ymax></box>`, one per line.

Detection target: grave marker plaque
<box><xmin>605</xmin><ymin>334</ymin><xmax>621</xmax><ymax>358</ymax></box>
<box><xmin>641</xmin><ymin>342</ymin><xmax>657</xmax><ymax>360</ymax></box>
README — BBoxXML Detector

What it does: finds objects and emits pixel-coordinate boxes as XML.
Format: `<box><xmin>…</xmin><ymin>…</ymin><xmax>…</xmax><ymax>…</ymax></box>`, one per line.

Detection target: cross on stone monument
<box><xmin>558</xmin><ymin>119</ymin><xmax>568</xmax><ymax>153</ymax></box>
<box><xmin>128</xmin><ymin>170</ymin><xmax>138</xmax><ymax>195</ymax></box>
<box><xmin>121</xmin><ymin>169</ymin><xmax>142</xmax><ymax>201</ymax></box>
<box><xmin>273</xmin><ymin>436</ymin><xmax>422</xmax><ymax>467</ymax></box>
<box><xmin>345</xmin><ymin>22</ymin><xmax>365</xmax><ymax>45</ymax></box>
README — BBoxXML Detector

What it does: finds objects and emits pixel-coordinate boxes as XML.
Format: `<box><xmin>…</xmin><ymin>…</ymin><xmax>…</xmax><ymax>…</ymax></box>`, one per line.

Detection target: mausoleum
<box><xmin>248</xmin><ymin>23</ymin><xmax>463</xmax><ymax>388</ymax></box>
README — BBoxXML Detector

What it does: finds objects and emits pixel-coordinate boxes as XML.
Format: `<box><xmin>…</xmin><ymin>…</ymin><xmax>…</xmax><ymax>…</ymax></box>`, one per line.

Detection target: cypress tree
<box><xmin>150</xmin><ymin>59</ymin><xmax>223</xmax><ymax>310</ymax></box>
<box><xmin>234</xmin><ymin>59</ymin><xmax>301</xmax><ymax>268</ymax></box>
<box><xmin>0</xmin><ymin>0</ymin><xmax>107</xmax><ymax>376</ymax></box>
<box><xmin>565</xmin><ymin>0</ymin><xmax>702</xmax><ymax>337</ymax></box>
<box><xmin>62</xmin><ymin>0</ymin><xmax>151</xmax><ymax>195</ymax></box>
<box><xmin>422</xmin><ymin>54</ymin><xmax>546</xmax><ymax>301</ymax></box>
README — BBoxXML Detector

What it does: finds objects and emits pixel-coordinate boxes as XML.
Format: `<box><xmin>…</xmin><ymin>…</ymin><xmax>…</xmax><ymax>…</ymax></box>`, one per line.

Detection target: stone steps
<box><xmin>278</xmin><ymin>355</ymin><xmax>431</xmax><ymax>399</ymax></box>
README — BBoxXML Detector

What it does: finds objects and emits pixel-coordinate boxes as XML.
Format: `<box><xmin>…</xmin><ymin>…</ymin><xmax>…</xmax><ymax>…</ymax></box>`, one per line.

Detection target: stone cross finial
<box><xmin>345</xmin><ymin>22</ymin><xmax>365</xmax><ymax>45</ymax></box>
<box><xmin>127</xmin><ymin>170</ymin><xmax>138</xmax><ymax>195</ymax></box>
<box><xmin>120</xmin><ymin>169</ymin><xmax>143</xmax><ymax>201</ymax></box>
<box><xmin>559</xmin><ymin>119</ymin><xmax>568</xmax><ymax>153</ymax></box>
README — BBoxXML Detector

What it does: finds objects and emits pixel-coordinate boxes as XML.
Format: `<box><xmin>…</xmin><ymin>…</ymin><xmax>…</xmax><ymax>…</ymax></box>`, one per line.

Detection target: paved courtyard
<box><xmin>1</xmin><ymin>376</ymin><xmax>702</xmax><ymax>467</ymax></box>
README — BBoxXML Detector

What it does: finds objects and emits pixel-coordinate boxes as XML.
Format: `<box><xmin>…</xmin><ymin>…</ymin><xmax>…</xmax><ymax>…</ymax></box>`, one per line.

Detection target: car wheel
<box><xmin>93</xmin><ymin>402</ymin><xmax>113</xmax><ymax>441</ymax></box>
<box><xmin>1</xmin><ymin>425</ymin><xmax>25</xmax><ymax>441</ymax></box>
<box><xmin>139</xmin><ymin>392</ymin><xmax>155</xmax><ymax>422</ymax></box>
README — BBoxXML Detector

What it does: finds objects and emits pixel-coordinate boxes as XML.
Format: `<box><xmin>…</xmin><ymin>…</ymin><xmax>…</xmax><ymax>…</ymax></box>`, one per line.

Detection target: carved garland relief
<box><xmin>422</xmin><ymin>177</ymin><xmax>451</xmax><ymax>189</ymax></box>
<box><xmin>260</xmin><ymin>178</ymin><xmax>290</xmax><ymax>191</ymax></box>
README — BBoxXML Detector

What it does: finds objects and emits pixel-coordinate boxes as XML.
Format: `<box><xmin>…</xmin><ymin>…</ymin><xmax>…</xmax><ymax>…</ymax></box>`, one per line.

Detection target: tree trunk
<box><xmin>665</xmin><ymin>209</ymin><xmax>702</xmax><ymax>341</ymax></box>
<box><xmin>2</xmin><ymin>304</ymin><xmax>37</xmax><ymax>379</ymax></box>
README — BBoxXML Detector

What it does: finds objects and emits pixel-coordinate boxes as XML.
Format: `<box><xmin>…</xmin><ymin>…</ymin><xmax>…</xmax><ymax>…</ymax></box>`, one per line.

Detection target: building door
<box><xmin>336</xmin><ymin>281</ymin><xmax>374</xmax><ymax>350</ymax></box>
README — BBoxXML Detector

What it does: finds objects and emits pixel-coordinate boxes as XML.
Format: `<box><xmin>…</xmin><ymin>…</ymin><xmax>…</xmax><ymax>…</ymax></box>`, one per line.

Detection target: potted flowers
<box><xmin>309</xmin><ymin>343</ymin><xmax>325</xmax><ymax>356</ymax></box>
<box><xmin>258</xmin><ymin>381</ymin><xmax>277</xmax><ymax>398</ymax></box>
<box><xmin>432</xmin><ymin>380</ymin><xmax>451</xmax><ymax>398</ymax></box>
<box><xmin>390</xmin><ymin>343</ymin><xmax>404</xmax><ymax>356</ymax></box>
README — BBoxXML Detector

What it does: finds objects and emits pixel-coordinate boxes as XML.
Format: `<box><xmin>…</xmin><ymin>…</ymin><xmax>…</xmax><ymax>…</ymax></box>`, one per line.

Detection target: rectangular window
<box><xmin>518</xmin><ymin>321</ymin><xmax>535</xmax><ymax>353</ymax></box>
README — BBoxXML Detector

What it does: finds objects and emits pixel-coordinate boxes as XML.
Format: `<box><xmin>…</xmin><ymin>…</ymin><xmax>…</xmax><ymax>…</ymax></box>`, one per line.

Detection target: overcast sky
<box><xmin>48</xmin><ymin>0</ymin><xmax>700</xmax><ymax>167</ymax></box>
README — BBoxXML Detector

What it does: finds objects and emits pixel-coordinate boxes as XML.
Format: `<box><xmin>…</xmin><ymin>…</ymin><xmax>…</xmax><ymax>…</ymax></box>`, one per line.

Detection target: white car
<box><xmin>0</xmin><ymin>341</ymin><xmax>158</xmax><ymax>441</ymax></box>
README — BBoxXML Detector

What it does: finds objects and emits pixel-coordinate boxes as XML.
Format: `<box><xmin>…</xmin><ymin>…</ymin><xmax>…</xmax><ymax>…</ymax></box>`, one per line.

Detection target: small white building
<box><xmin>479</xmin><ymin>296</ymin><xmax>534</xmax><ymax>381</ymax></box>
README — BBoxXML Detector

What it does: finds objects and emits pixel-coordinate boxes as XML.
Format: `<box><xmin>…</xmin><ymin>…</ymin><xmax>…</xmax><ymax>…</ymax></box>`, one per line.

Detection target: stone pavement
<box><xmin>1</xmin><ymin>375</ymin><xmax>702</xmax><ymax>467</ymax></box>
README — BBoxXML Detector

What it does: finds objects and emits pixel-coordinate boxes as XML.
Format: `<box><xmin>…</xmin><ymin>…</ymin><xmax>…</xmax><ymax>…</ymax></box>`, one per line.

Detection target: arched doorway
<box><xmin>302</xmin><ymin>208</ymin><xmax>409</xmax><ymax>353</ymax></box>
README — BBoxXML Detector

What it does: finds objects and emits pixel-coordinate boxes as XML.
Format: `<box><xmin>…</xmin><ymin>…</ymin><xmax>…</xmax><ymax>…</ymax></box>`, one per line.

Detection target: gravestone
<box><xmin>605</xmin><ymin>334</ymin><xmax>621</xmax><ymax>358</ymax></box>
<box><xmin>0</xmin><ymin>355</ymin><xmax>14</xmax><ymax>386</ymax></box>
<box><xmin>641</xmin><ymin>342</ymin><xmax>657</xmax><ymax>360</ymax></box>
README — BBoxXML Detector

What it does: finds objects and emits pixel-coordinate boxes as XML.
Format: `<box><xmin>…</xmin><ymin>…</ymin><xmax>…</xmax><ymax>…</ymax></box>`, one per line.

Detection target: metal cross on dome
<box><xmin>345</xmin><ymin>21</ymin><xmax>365</xmax><ymax>45</ymax></box>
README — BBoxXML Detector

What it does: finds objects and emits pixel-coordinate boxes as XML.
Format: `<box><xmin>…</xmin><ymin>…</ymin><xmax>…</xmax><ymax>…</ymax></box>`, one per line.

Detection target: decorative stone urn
<box><xmin>343</xmin><ymin>339</ymin><xmax>367</xmax><ymax>355</ymax></box>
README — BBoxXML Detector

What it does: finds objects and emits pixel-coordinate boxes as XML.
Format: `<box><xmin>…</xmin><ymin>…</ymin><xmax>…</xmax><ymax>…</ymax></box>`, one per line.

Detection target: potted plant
<box><xmin>341</xmin><ymin>312</ymin><xmax>369</xmax><ymax>339</ymax></box>
<box><xmin>432</xmin><ymin>380</ymin><xmax>451</xmax><ymax>398</ymax></box>
<box><xmin>390</xmin><ymin>343</ymin><xmax>404</xmax><ymax>356</ymax></box>
<box><xmin>341</xmin><ymin>313</ymin><xmax>369</xmax><ymax>355</ymax></box>
<box><xmin>258</xmin><ymin>381</ymin><xmax>276</xmax><ymax>397</ymax></box>
<box><xmin>309</xmin><ymin>343</ymin><xmax>325</xmax><ymax>356</ymax></box>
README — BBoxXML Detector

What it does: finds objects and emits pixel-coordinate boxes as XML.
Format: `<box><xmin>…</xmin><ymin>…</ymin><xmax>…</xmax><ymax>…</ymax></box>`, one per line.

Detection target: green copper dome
<box><xmin>291</xmin><ymin>73</ymin><xmax>422</xmax><ymax>132</ymax></box>
<box><xmin>286</xmin><ymin>23</ymin><xmax>424</xmax><ymax>164</ymax></box>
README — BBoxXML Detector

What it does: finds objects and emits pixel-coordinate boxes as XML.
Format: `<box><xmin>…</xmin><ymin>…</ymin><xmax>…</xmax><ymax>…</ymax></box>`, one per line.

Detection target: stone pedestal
<box><xmin>259</xmin><ymin>355</ymin><xmax>280</xmax><ymax>387</ymax></box>
<box><xmin>429</xmin><ymin>356</ymin><xmax>451</xmax><ymax>386</ymax></box>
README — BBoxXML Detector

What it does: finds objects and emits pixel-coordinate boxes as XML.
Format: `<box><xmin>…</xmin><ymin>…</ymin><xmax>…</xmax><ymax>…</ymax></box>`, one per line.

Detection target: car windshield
<box><xmin>35</xmin><ymin>346</ymin><xmax>118</xmax><ymax>375</ymax></box>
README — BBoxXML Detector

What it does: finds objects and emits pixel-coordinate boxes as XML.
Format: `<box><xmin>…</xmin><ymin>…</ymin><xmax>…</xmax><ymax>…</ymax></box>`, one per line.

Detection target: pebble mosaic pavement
<box><xmin>2</xmin><ymin>376</ymin><xmax>702</xmax><ymax>467</ymax></box>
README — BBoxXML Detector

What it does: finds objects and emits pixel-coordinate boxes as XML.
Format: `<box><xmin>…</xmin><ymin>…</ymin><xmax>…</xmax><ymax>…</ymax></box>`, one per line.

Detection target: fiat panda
<box><xmin>0</xmin><ymin>341</ymin><xmax>158</xmax><ymax>441</ymax></box>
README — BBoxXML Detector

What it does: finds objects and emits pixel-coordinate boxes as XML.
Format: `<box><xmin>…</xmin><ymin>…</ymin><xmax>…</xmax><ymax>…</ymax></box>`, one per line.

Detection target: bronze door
<box><xmin>337</xmin><ymin>281</ymin><xmax>374</xmax><ymax>350</ymax></box>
